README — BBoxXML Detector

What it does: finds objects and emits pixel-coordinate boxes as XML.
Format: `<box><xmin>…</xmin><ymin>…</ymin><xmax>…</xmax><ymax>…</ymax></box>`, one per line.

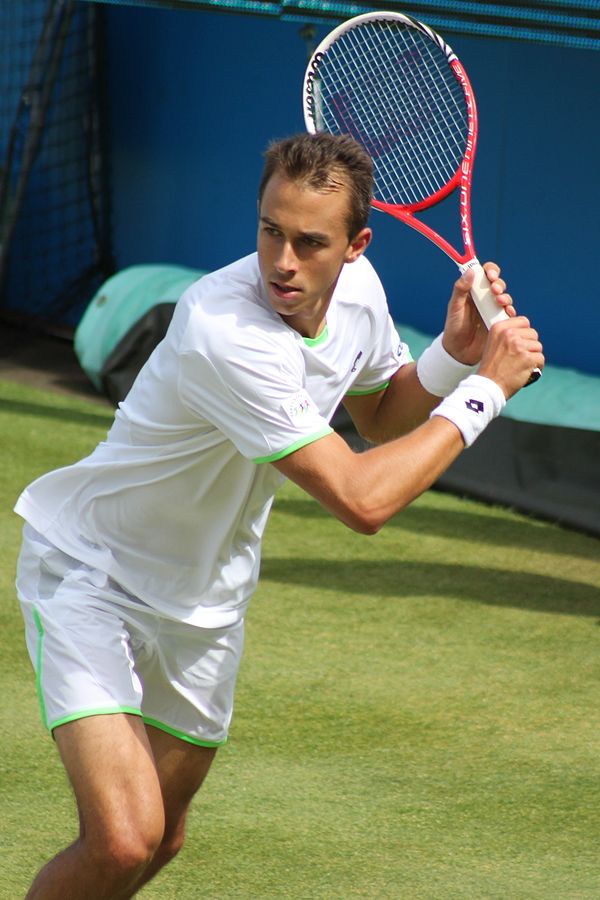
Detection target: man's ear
<box><xmin>345</xmin><ymin>227</ymin><xmax>372</xmax><ymax>263</ymax></box>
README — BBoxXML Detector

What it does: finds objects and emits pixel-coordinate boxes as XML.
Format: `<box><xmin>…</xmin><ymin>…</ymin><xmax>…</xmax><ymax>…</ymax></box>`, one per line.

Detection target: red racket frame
<box><xmin>370</xmin><ymin>55</ymin><xmax>479</xmax><ymax>271</ymax></box>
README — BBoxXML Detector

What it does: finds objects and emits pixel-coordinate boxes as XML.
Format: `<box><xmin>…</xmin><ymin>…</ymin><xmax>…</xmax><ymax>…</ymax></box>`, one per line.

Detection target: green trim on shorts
<box><xmin>33</xmin><ymin>609</ymin><xmax>48</xmax><ymax>731</ymax></box>
<box><xmin>48</xmin><ymin>707</ymin><xmax>143</xmax><ymax>734</ymax></box>
<box><xmin>143</xmin><ymin>716</ymin><xmax>228</xmax><ymax>748</ymax></box>
<box><xmin>45</xmin><ymin>709</ymin><xmax>226</xmax><ymax>747</ymax></box>
<box><xmin>253</xmin><ymin>426</ymin><xmax>333</xmax><ymax>464</ymax></box>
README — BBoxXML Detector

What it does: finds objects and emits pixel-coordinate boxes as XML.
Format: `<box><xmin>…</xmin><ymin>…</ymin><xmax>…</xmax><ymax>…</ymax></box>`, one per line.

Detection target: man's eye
<box><xmin>303</xmin><ymin>237</ymin><xmax>322</xmax><ymax>248</ymax></box>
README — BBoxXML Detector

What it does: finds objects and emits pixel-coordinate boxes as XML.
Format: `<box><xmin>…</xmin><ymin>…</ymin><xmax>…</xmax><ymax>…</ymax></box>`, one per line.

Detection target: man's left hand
<box><xmin>441</xmin><ymin>262</ymin><xmax>515</xmax><ymax>365</ymax></box>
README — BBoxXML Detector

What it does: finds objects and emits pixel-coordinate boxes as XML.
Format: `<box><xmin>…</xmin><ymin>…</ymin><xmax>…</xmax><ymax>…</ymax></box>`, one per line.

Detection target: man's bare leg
<box><xmin>26</xmin><ymin>714</ymin><xmax>165</xmax><ymax>900</ymax></box>
<box><xmin>26</xmin><ymin>716</ymin><xmax>218</xmax><ymax>899</ymax></box>
<box><xmin>123</xmin><ymin>725</ymin><xmax>217</xmax><ymax>895</ymax></box>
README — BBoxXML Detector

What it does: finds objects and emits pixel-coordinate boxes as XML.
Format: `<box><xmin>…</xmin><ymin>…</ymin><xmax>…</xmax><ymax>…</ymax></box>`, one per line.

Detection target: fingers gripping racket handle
<box><xmin>461</xmin><ymin>261</ymin><xmax>509</xmax><ymax>328</ymax></box>
<box><xmin>460</xmin><ymin>261</ymin><xmax>542</xmax><ymax>385</ymax></box>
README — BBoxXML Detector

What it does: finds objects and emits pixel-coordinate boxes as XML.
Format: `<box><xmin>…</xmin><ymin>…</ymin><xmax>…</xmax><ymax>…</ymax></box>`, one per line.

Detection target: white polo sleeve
<box><xmin>177</xmin><ymin>334</ymin><xmax>333</xmax><ymax>464</ymax></box>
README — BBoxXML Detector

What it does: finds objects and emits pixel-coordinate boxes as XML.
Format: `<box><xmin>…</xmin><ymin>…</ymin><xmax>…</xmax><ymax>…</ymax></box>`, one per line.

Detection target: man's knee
<box><xmin>153</xmin><ymin>820</ymin><xmax>187</xmax><ymax>868</ymax></box>
<box><xmin>89</xmin><ymin>815</ymin><xmax>165</xmax><ymax>878</ymax></box>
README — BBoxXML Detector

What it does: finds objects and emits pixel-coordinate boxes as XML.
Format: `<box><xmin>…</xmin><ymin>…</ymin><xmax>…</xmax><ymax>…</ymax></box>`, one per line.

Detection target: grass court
<box><xmin>1</xmin><ymin>377</ymin><xmax>600</xmax><ymax>898</ymax></box>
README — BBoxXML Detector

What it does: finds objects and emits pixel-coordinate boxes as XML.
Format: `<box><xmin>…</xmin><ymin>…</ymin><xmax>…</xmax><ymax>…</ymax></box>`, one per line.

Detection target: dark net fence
<box><xmin>0</xmin><ymin>0</ymin><xmax>114</xmax><ymax>331</ymax></box>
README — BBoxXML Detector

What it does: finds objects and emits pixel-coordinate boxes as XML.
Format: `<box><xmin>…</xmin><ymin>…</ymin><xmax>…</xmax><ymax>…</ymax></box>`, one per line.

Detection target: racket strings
<box><xmin>359</xmin><ymin>27</ymin><xmax>458</xmax><ymax>201</ymax></box>
<box><xmin>311</xmin><ymin>20</ymin><xmax>469</xmax><ymax>206</ymax></box>
<box><xmin>338</xmin><ymin>25</ymin><xmax>463</xmax><ymax>202</ymax></box>
<box><xmin>319</xmin><ymin>23</ymin><xmax>463</xmax><ymax>200</ymax></box>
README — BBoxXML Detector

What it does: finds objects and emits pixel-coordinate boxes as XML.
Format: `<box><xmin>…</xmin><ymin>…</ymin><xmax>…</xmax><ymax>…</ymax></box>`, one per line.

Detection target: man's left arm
<box><xmin>344</xmin><ymin>262</ymin><xmax>519</xmax><ymax>445</ymax></box>
<box><xmin>343</xmin><ymin>362</ymin><xmax>438</xmax><ymax>444</ymax></box>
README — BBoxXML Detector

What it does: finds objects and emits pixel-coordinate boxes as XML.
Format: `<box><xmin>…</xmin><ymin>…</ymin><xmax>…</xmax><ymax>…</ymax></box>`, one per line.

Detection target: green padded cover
<box><xmin>399</xmin><ymin>323</ymin><xmax>600</xmax><ymax>433</ymax></box>
<box><xmin>74</xmin><ymin>264</ymin><xmax>206</xmax><ymax>390</ymax></box>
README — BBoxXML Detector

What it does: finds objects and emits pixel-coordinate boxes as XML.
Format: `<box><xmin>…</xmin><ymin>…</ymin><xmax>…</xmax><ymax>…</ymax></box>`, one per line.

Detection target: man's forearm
<box><xmin>349</xmin><ymin>362</ymin><xmax>441</xmax><ymax>445</ymax></box>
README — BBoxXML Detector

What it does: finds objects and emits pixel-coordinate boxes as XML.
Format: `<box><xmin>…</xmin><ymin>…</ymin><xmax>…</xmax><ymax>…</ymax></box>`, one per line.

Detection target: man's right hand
<box><xmin>477</xmin><ymin>316</ymin><xmax>544</xmax><ymax>399</ymax></box>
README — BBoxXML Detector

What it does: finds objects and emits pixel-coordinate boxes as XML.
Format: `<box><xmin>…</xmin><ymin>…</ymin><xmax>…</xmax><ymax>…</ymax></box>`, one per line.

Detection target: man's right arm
<box><xmin>273</xmin><ymin>314</ymin><xmax>544</xmax><ymax>533</ymax></box>
<box><xmin>273</xmin><ymin>413</ymin><xmax>464</xmax><ymax>534</ymax></box>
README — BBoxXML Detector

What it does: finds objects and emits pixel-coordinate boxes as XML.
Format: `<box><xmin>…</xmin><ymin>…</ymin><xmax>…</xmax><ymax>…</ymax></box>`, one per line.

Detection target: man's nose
<box><xmin>274</xmin><ymin>242</ymin><xmax>298</xmax><ymax>274</ymax></box>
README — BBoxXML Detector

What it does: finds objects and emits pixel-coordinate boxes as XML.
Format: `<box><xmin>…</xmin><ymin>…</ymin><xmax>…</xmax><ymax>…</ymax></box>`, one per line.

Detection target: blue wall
<box><xmin>105</xmin><ymin>5</ymin><xmax>600</xmax><ymax>376</ymax></box>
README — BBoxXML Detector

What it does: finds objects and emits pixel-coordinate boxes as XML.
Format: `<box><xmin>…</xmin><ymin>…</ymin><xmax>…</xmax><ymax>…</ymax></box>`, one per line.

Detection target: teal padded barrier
<box><xmin>397</xmin><ymin>324</ymin><xmax>600</xmax><ymax>534</ymax></box>
<box><xmin>74</xmin><ymin>264</ymin><xmax>205</xmax><ymax>391</ymax></box>
<box><xmin>399</xmin><ymin>323</ymin><xmax>600</xmax><ymax>434</ymax></box>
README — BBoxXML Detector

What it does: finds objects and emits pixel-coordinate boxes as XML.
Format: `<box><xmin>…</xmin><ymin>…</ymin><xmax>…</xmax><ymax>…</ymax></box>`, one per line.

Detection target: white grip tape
<box><xmin>430</xmin><ymin>374</ymin><xmax>506</xmax><ymax>448</ymax></box>
<box><xmin>416</xmin><ymin>333</ymin><xmax>476</xmax><ymax>397</ymax></box>
<box><xmin>459</xmin><ymin>259</ymin><xmax>509</xmax><ymax>328</ymax></box>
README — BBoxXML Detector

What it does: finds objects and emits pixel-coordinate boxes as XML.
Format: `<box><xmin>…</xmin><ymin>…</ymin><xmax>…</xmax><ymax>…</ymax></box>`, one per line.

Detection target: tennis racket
<box><xmin>303</xmin><ymin>10</ymin><xmax>541</xmax><ymax>382</ymax></box>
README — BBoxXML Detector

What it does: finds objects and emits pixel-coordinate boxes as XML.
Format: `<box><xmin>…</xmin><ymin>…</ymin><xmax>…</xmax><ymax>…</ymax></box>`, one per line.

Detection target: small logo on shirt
<box><xmin>282</xmin><ymin>389</ymin><xmax>318</xmax><ymax>424</ymax></box>
<box><xmin>351</xmin><ymin>351</ymin><xmax>363</xmax><ymax>373</ymax></box>
<box><xmin>465</xmin><ymin>398</ymin><xmax>485</xmax><ymax>414</ymax></box>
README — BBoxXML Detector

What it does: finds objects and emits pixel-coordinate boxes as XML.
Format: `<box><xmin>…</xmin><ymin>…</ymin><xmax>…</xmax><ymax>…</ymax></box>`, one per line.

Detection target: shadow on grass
<box><xmin>271</xmin><ymin>497</ymin><xmax>599</xmax><ymax>560</ymax></box>
<box><xmin>0</xmin><ymin>398</ymin><xmax>113</xmax><ymax>429</ymax></box>
<box><xmin>260</xmin><ymin>557</ymin><xmax>600</xmax><ymax>619</ymax></box>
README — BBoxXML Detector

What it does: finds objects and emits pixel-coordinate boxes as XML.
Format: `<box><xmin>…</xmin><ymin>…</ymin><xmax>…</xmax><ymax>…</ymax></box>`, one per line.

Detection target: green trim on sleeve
<box><xmin>345</xmin><ymin>380</ymin><xmax>391</xmax><ymax>397</ymax></box>
<box><xmin>253</xmin><ymin>426</ymin><xmax>333</xmax><ymax>464</ymax></box>
<box><xmin>33</xmin><ymin>609</ymin><xmax>48</xmax><ymax>731</ymax></box>
<box><xmin>143</xmin><ymin>716</ymin><xmax>228</xmax><ymax>748</ymax></box>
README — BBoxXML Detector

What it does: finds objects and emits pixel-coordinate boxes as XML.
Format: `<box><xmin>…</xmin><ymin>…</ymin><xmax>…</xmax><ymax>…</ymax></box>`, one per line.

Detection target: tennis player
<box><xmin>15</xmin><ymin>132</ymin><xmax>543</xmax><ymax>898</ymax></box>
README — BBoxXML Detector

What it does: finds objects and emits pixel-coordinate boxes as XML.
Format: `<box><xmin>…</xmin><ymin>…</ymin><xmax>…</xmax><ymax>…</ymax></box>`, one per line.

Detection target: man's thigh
<box><xmin>54</xmin><ymin>713</ymin><xmax>165</xmax><ymax>843</ymax></box>
<box><xmin>52</xmin><ymin>715</ymin><xmax>217</xmax><ymax>852</ymax></box>
<box><xmin>145</xmin><ymin>724</ymin><xmax>218</xmax><ymax>826</ymax></box>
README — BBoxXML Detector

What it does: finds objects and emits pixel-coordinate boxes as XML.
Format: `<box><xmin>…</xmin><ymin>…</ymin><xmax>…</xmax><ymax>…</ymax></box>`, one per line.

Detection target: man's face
<box><xmin>257</xmin><ymin>172</ymin><xmax>370</xmax><ymax>338</ymax></box>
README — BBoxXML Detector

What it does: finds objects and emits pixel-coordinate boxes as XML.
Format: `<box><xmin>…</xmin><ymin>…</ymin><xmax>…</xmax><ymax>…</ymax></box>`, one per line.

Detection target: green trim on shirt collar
<box><xmin>303</xmin><ymin>324</ymin><xmax>329</xmax><ymax>347</ymax></box>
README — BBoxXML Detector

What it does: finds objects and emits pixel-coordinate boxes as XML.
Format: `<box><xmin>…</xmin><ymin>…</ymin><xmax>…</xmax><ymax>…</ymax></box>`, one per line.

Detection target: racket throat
<box><xmin>458</xmin><ymin>257</ymin><xmax>481</xmax><ymax>276</ymax></box>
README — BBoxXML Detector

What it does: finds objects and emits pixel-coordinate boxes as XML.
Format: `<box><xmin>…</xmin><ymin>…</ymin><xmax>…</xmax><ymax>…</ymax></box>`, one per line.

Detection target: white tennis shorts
<box><xmin>16</xmin><ymin>524</ymin><xmax>244</xmax><ymax>746</ymax></box>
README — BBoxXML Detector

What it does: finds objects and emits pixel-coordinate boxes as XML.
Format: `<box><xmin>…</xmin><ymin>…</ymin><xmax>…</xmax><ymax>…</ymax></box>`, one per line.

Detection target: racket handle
<box><xmin>459</xmin><ymin>260</ymin><xmax>508</xmax><ymax>328</ymax></box>
<box><xmin>459</xmin><ymin>260</ymin><xmax>542</xmax><ymax>385</ymax></box>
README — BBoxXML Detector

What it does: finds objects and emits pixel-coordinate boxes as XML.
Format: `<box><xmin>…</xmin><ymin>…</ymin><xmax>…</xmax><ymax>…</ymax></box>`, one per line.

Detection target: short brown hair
<box><xmin>258</xmin><ymin>133</ymin><xmax>373</xmax><ymax>239</ymax></box>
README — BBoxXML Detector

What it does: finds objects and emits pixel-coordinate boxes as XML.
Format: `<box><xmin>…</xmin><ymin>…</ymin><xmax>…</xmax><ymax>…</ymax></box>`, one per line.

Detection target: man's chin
<box><xmin>268</xmin><ymin>293</ymin><xmax>303</xmax><ymax>317</ymax></box>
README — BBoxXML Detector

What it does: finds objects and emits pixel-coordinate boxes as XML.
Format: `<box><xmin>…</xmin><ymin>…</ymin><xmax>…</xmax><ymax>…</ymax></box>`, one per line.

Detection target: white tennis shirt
<box><xmin>15</xmin><ymin>253</ymin><xmax>411</xmax><ymax>627</ymax></box>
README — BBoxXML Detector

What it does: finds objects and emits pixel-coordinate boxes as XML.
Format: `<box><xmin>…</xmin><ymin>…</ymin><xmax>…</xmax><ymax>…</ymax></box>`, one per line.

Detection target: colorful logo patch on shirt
<box><xmin>281</xmin><ymin>389</ymin><xmax>318</xmax><ymax>425</ymax></box>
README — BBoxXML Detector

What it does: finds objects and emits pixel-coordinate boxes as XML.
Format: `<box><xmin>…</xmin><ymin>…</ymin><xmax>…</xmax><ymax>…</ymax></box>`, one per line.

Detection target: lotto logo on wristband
<box><xmin>465</xmin><ymin>398</ymin><xmax>485</xmax><ymax>414</ymax></box>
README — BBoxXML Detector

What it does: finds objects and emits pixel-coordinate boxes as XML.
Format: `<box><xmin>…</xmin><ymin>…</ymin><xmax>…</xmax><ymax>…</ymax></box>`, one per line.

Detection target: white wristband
<box><xmin>416</xmin><ymin>333</ymin><xmax>476</xmax><ymax>397</ymax></box>
<box><xmin>430</xmin><ymin>374</ymin><xmax>506</xmax><ymax>447</ymax></box>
